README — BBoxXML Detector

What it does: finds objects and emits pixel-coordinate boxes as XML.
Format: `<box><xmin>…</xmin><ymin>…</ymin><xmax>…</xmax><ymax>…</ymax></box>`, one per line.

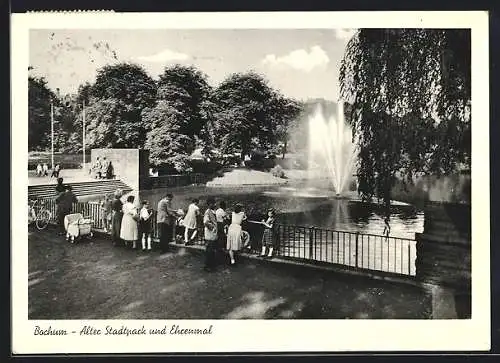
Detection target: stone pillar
<box><xmin>415</xmin><ymin>201</ymin><xmax>471</xmax><ymax>318</ymax></box>
<box><xmin>138</xmin><ymin>149</ymin><xmax>151</xmax><ymax>190</ymax></box>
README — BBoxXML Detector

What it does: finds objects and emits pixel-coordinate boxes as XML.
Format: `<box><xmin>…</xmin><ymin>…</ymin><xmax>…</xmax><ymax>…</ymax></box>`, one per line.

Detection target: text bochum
<box><xmin>34</xmin><ymin>325</ymin><xmax>214</xmax><ymax>336</ymax></box>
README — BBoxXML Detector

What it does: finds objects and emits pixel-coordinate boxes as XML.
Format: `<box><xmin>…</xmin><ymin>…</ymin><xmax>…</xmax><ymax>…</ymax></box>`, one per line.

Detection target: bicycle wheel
<box><xmin>35</xmin><ymin>209</ymin><xmax>51</xmax><ymax>230</ymax></box>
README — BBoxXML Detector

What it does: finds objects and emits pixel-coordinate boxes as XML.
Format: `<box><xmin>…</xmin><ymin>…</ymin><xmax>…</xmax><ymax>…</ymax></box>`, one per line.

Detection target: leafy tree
<box><xmin>84</xmin><ymin>99</ymin><xmax>125</xmax><ymax>147</ymax></box>
<box><xmin>339</xmin><ymin>29</ymin><xmax>471</xmax><ymax>209</ymax></box>
<box><xmin>28</xmin><ymin>76</ymin><xmax>53</xmax><ymax>150</ymax></box>
<box><xmin>156</xmin><ymin>65</ymin><xmax>212</xmax><ymax>138</ymax></box>
<box><xmin>212</xmin><ymin>72</ymin><xmax>300</xmax><ymax>159</ymax></box>
<box><xmin>142</xmin><ymin>65</ymin><xmax>212</xmax><ymax>171</ymax></box>
<box><xmin>28</xmin><ymin>76</ymin><xmax>79</xmax><ymax>153</ymax></box>
<box><xmin>143</xmin><ymin>101</ymin><xmax>194</xmax><ymax>172</ymax></box>
<box><xmin>52</xmin><ymin>94</ymin><xmax>80</xmax><ymax>153</ymax></box>
<box><xmin>76</xmin><ymin>82</ymin><xmax>92</xmax><ymax>106</ymax></box>
<box><xmin>85</xmin><ymin>63</ymin><xmax>156</xmax><ymax>148</ymax></box>
<box><xmin>269</xmin><ymin>95</ymin><xmax>303</xmax><ymax>158</ymax></box>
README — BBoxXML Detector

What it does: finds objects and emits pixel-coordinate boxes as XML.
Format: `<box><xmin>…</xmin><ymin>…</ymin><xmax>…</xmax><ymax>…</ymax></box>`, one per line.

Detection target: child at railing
<box><xmin>100</xmin><ymin>194</ymin><xmax>113</xmax><ymax>232</ymax></box>
<box><xmin>175</xmin><ymin>209</ymin><xmax>185</xmax><ymax>243</ymax></box>
<box><xmin>139</xmin><ymin>200</ymin><xmax>153</xmax><ymax>251</ymax></box>
<box><xmin>260</xmin><ymin>209</ymin><xmax>277</xmax><ymax>258</ymax></box>
<box><xmin>183</xmin><ymin>199</ymin><xmax>200</xmax><ymax>245</ymax></box>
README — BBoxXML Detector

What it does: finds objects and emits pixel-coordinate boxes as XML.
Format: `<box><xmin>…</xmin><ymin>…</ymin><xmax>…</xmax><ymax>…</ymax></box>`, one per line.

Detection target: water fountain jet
<box><xmin>308</xmin><ymin>102</ymin><xmax>357</xmax><ymax>197</ymax></box>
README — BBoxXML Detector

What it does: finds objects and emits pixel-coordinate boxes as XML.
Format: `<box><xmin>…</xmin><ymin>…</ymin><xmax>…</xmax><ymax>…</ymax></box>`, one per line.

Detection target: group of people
<box><xmin>157</xmin><ymin>193</ymin><xmax>278</xmax><ymax>271</ymax></box>
<box><xmin>104</xmin><ymin>190</ymin><xmax>154</xmax><ymax>251</ymax></box>
<box><xmin>36</xmin><ymin>163</ymin><xmax>61</xmax><ymax>178</ymax></box>
<box><xmin>105</xmin><ymin>190</ymin><xmax>279</xmax><ymax>272</ymax></box>
<box><xmin>89</xmin><ymin>156</ymin><xmax>114</xmax><ymax>180</ymax></box>
<box><xmin>54</xmin><ymin>177</ymin><xmax>78</xmax><ymax>235</ymax></box>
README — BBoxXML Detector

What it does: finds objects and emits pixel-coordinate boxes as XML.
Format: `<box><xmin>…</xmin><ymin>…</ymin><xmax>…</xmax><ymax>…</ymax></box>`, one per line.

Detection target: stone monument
<box><xmin>90</xmin><ymin>148</ymin><xmax>150</xmax><ymax>203</ymax></box>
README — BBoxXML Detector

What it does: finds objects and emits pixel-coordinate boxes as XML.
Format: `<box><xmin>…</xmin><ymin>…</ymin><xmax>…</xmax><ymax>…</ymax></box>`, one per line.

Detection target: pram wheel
<box><xmin>70</xmin><ymin>235</ymin><xmax>75</xmax><ymax>244</ymax></box>
<box><xmin>89</xmin><ymin>232</ymin><xmax>94</xmax><ymax>238</ymax></box>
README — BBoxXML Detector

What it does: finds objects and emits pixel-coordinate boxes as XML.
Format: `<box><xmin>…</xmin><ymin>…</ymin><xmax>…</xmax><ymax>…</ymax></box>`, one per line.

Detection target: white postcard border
<box><xmin>11</xmin><ymin>11</ymin><xmax>490</xmax><ymax>354</ymax></box>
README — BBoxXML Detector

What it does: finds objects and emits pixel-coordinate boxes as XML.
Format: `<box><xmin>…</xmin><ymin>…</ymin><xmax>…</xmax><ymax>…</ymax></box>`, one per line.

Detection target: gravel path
<box><xmin>28</xmin><ymin>228</ymin><xmax>431</xmax><ymax>319</ymax></box>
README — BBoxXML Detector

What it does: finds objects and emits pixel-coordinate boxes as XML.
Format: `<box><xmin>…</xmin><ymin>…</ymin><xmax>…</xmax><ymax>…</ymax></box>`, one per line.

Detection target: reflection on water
<box><xmin>139</xmin><ymin>185</ymin><xmax>423</xmax><ymax>240</ymax></box>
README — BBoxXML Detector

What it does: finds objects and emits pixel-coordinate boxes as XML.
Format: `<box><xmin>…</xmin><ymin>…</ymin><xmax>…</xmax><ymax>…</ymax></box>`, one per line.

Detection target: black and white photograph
<box><xmin>11</xmin><ymin>11</ymin><xmax>490</xmax><ymax>354</ymax></box>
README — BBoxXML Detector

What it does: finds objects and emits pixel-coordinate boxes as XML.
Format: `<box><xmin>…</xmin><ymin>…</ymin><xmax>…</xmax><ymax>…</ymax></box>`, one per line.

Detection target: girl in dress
<box><xmin>120</xmin><ymin>195</ymin><xmax>139</xmax><ymax>249</ymax></box>
<box><xmin>183</xmin><ymin>199</ymin><xmax>200</xmax><ymax>245</ymax></box>
<box><xmin>260</xmin><ymin>209</ymin><xmax>277</xmax><ymax>258</ymax></box>
<box><xmin>226</xmin><ymin>203</ymin><xmax>247</xmax><ymax>265</ymax></box>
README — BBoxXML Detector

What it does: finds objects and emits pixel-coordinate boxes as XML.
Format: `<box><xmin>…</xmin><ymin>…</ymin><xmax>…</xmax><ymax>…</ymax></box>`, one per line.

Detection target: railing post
<box><xmin>172</xmin><ymin>221</ymin><xmax>176</xmax><ymax>243</ymax></box>
<box><xmin>275</xmin><ymin>225</ymin><xmax>281</xmax><ymax>257</ymax></box>
<box><xmin>355</xmin><ymin>232</ymin><xmax>359</xmax><ymax>268</ymax></box>
<box><xmin>408</xmin><ymin>243</ymin><xmax>412</xmax><ymax>275</ymax></box>
<box><xmin>309</xmin><ymin>227</ymin><xmax>314</xmax><ymax>259</ymax></box>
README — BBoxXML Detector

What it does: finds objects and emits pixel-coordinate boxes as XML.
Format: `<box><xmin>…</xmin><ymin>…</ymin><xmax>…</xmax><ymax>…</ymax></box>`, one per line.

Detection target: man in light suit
<box><xmin>156</xmin><ymin>193</ymin><xmax>176</xmax><ymax>253</ymax></box>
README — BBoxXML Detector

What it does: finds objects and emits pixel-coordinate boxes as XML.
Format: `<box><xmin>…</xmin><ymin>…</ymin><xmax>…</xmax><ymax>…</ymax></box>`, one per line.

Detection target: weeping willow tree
<box><xmin>339</xmin><ymin>29</ymin><xmax>471</xmax><ymax>214</ymax></box>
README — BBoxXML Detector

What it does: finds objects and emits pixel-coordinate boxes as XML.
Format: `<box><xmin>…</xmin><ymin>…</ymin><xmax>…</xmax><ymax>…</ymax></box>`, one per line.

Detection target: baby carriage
<box><xmin>64</xmin><ymin>213</ymin><xmax>94</xmax><ymax>243</ymax></box>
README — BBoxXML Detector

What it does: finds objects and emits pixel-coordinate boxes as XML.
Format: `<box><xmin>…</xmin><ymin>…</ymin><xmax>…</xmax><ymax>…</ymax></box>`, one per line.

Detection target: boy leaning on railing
<box><xmin>139</xmin><ymin>200</ymin><xmax>154</xmax><ymax>251</ymax></box>
<box><xmin>100</xmin><ymin>195</ymin><xmax>113</xmax><ymax>232</ymax></box>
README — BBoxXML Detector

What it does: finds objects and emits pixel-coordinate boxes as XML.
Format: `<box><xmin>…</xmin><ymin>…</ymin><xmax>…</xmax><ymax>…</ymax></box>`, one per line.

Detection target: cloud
<box><xmin>137</xmin><ymin>48</ymin><xmax>190</xmax><ymax>63</ymax></box>
<box><xmin>262</xmin><ymin>45</ymin><xmax>329</xmax><ymax>72</ymax></box>
<box><xmin>335</xmin><ymin>28</ymin><xmax>357</xmax><ymax>41</ymax></box>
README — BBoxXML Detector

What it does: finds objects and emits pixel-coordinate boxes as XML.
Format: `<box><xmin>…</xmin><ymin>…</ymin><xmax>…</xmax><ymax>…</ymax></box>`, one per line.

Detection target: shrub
<box><xmin>156</xmin><ymin>165</ymin><xmax>181</xmax><ymax>176</ymax></box>
<box><xmin>271</xmin><ymin>165</ymin><xmax>286</xmax><ymax>179</ymax></box>
<box><xmin>244</xmin><ymin>151</ymin><xmax>277</xmax><ymax>170</ymax></box>
<box><xmin>189</xmin><ymin>159</ymin><xmax>223</xmax><ymax>174</ymax></box>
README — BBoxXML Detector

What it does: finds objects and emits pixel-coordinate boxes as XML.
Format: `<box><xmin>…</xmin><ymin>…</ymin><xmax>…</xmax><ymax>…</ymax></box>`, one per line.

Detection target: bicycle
<box><xmin>28</xmin><ymin>199</ymin><xmax>52</xmax><ymax>230</ymax></box>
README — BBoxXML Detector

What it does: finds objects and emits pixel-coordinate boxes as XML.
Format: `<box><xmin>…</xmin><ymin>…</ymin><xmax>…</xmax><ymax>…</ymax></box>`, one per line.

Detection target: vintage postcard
<box><xmin>11</xmin><ymin>11</ymin><xmax>490</xmax><ymax>354</ymax></box>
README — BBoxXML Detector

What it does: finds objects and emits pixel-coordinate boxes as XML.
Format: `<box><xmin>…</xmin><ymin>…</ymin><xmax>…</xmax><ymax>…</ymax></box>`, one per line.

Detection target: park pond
<box><xmin>138</xmin><ymin>184</ymin><xmax>424</xmax><ymax>240</ymax></box>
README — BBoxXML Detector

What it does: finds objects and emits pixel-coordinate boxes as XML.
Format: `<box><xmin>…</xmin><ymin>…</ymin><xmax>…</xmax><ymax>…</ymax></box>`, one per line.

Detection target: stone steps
<box><xmin>28</xmin><ymin>179</ymin><xmax>133</xmax><ymax>200</ymax></box>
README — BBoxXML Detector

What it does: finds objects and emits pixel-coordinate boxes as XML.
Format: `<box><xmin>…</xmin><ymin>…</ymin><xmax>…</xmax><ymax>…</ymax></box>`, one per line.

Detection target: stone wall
<box><xmin>141</xmin><ymin>173</ymin><xmax>208</xmax><ymax>190</ymax></box>
<box><xmin>415</xmin><ymin>202</ymin><xmax>471</xmax><ymax>318</ymax></box>
<box><xmin>415</xmin><ymin>202</ymin><xmax>471</xmax><ymax>287</ymax></box>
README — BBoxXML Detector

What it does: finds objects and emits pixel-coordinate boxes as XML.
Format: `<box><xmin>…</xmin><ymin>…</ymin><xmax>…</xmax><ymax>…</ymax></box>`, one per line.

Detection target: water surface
<box><xmin>139</xmin><ymin>185</ymin><xmax>424</xmax><ymax>239</ymax></box>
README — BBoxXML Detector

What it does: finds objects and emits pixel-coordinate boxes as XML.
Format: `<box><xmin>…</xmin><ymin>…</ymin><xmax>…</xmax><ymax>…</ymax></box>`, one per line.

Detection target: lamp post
<box><xmin>50</xmin><ymin>99</ymin><xmax>54</xmax><ymax>170</ymax></box>
<box><xmin>82</xmin><ymin>100</ymin><xmax>86</xmax><ymax>171</ymax></box>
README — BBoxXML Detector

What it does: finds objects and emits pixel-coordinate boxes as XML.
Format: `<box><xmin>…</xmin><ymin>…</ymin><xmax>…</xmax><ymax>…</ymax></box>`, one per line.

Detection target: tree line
<box><xmin>29</xmin><ymin>28</ymin><xmax>471</xmax><ymax>206</ymax></box>
<box><xmin>28</xmin><ymin>64</ymin><xmax>303</xmax><ymax>172</ymax></box>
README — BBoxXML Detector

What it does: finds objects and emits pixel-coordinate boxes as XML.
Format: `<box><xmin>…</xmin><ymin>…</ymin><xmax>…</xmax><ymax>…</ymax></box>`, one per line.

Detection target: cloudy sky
<box><xmin>29</xmin><ymin>28</ymin><xmax>356</xmax><ymax>101</ymax></box>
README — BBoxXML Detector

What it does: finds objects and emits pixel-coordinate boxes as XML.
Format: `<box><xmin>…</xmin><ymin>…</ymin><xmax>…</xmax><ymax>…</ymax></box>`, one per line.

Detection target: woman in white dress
<box><xmin>226</xmin><ymin>203</ymin><xmax>247</xmax><ymax>265</ymax></box>
<box><xmin>120</xmin><ymin>195</ymin><xmax>139</xmax><ymax>249</ymax></box>
<box><xmin>182</xmin><ymin>198</ymin><xmax>200</xmax><ymax>244</ymax></box>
